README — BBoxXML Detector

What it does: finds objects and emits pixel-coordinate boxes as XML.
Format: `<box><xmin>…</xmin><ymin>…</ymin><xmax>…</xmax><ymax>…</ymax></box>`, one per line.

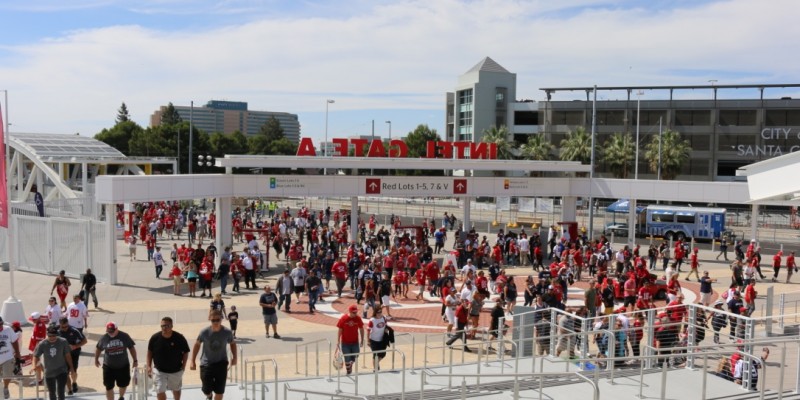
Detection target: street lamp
<box><xmin>324</xmin><ymin>99</ymin><xmax>335</xmax><ymax>158</ymax></box>
<box><xmin>197</xmin><ymin>155</ymin><xmax>214</xmax><ymax>169</ymax></box>
<box><xmin>385</xmin><ymin>120</ymin><xmax>391</xmax><ymax>138</ymax></box>
<box><xmin>635</xmin><ymin>90</ymin><xmax>644</xmax><ymax>179</ymax></box>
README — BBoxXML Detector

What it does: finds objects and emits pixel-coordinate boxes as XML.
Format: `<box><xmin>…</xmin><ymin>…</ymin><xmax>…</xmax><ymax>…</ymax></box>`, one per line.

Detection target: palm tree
<box><xmin>602</xmin><ymin>132</ymin><xmax>635</xmax><ymax>179</ymax></box>
<box><xmin>481</xmin><ymin>125</ymin><xmax>514</xmax><ymax>160</ymax></box>
<box><xmin>559</xmin><ymin>126</ymin><xmax>598</xmax><ymax>170</ymax></box>
<box><xmin>520</xmin><ymin>134</ymin><xmax>554</xmax><ymax>176</ymax></box>
<box><xmin>644</xmin><ymin>129</ymin><xmax>692</xmax><ymax>180</ymax></box>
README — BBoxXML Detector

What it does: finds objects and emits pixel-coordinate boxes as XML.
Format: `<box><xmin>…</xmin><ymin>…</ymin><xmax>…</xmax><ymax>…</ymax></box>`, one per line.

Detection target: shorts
<box><xmin>0</xmin><ymin>359</ymin><xmax>14</xmax><ymax>377</ymax></box>
<box><xmin>154</xmin><ymin>369</ymin><xmax>184</xmax><ymax>393</ymax></box>
<box><xmin>368</xmin><ymin>339</ymin><xmax>388</xmax><ymax>360</ymax></box>
<box><xmin>700</xmin><ymin>292</ymin><xmax>711</xmax><ymax>305</ymax></box>
<box><xmin>70</xmin><ymin>350</ymin><xmax>81</xmax><ymax>371</ymax></box>
<box><xmin>200</xmin><ymin>361</ymin><xmax>228</xmax><ymax>395</ymax></box>
<box><xmin>381</xmin><ymin>295</ymin><xmax>391</xmax><ymax>306</ymax></box>
<box><xmin>294</xmin><ymin>286</ymin><xmax>305</xmax><ymax>294</ymax></box>
<box><xmin>188</xmin><ymin>277</ymin><xmax>197</xmax><ymax>283</ymax></box>
<box><xmin>202</xmin><ymin>279</ymin><xmax>212</xmax><ymax>289</ymax></box>
<box><xmin>102</xmin><ymin>365</ymin><xmax>131</xmax><ymax>390</ymax></box>
<box><xmin>262</xmin><ymin>313</ymin><xmax>278</xmax><ymax>325</ymax></box>
<box><xmin>444</xmin><ymin>308</ymin><xmax>456</xmax><ymax>325</ymax></box>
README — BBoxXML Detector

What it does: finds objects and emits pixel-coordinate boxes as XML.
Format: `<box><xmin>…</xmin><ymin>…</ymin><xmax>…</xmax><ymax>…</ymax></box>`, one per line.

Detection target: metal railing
<box><xmin>241</xmin><ymin>358</ymin><xmax>278</xmax><ymax>400</ymax></box>
<box><xmin>335</xmin><ymin>348</ymin><xmax>406</xmax><ymax>400</ymax></box>
<box><xmin>419</xmin><ymin>370</ymin><xmax>600</xmax><ymax>400</ymax></box>
<box><xmin>0</xmin><ymin>373</ymin><xmax>42</xmax><ymax>400</ymax></box>
<box><xmin>294</xmin><ymin>338</ymin><xmax>332</xmax><ymax>380</ymax></box>
<box><xmin>283</xmin><ymin>383</ymin><xmax>369</xmax><ymax>400</ymax></box>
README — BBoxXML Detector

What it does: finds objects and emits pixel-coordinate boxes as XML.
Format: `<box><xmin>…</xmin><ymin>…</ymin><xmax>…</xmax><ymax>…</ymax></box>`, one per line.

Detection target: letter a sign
<box><xmin>366</xmin><ymin>178</ymin><xmax>381</xmax><ymax>194</ymax></box>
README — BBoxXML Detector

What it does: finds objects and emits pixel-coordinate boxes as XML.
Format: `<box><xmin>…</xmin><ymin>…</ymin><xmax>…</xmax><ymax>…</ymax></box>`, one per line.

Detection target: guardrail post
<box><xmin>660</xmin><ymin>361</ymin><xmax>668</xmax><ymax>400</ymax></box>
<box><xmin>701</xmin><ymin>354</ymin><xmax>708</xmax><ymax>400</ymax></box>
<box><xmin>779</xmin><ymin>293</ymin><xmax>786</xmax><ymax>330</ymax></box>
<box><xmin>261</xmin><ymin>362</ymin><xmax>265</xmax><ymax>400</ymax></box>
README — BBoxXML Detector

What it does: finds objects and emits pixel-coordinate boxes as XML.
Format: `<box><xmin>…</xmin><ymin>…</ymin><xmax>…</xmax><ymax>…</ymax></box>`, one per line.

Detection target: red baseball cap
<box><xmin>106</xmin><ymin>322</ymin><xmax>118</xmax><ymax>332</ymax></box>
<box><xmin>348</xmin><ymin>304</ymin><xmax>358</xmax><ymax>312</ymax></box>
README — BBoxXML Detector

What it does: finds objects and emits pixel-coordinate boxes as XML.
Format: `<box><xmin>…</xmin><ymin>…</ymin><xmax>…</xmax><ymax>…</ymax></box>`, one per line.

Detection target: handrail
<box><xmin>241</xmin><ymin>358</ymin><xmax>278</xmax><ymax>400</ymax></box>
<box><xmin>293</xmin><ymin>337</ymin><xmax>332</xmax><ymax>380</ymax></box>
<box><xmin>336</xmin><ymin>348</ymin><xmax>406</xmax><ymax>400</ymax></box>
<box><xmin>284</xmin><ymin>382</ymin><xmax>370</xmax><ymax>399</ymax></box>
<box><xmin>420</xmin><ymin>370</ymin><xmax>600</xmax><ymax>400</ymax></box>
<box><xmin>393</xmin><ymin>332</ymin><xmax>416</xmax><ymax>372</ymax></box>
<box><xmin>0</xmin><ymin>373</ymin><xmax>42</xmax><ymax>400</ymax></box>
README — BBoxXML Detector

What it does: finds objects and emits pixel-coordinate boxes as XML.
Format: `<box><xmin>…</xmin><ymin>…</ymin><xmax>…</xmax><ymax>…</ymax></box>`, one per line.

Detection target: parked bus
<box><xmin>644</xmin><ymin>205</ymin><xmax>726</xmax><ymax>241</ymax></box>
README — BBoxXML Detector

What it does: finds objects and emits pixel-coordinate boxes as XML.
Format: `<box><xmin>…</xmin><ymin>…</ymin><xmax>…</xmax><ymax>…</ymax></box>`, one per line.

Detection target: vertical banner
<box><xmin>496</xmin><ymin>197</ymin><xmax>511</xmax><ymax>211</ymax></box>
<box><xmin>0</xmin><ymin>103</ymin><xmax>7</xmax><ymax>228</ymax></box>
<box><xmin>518</xmin><ymin>197</ymin><xmax>536</xmax><ymax>212</ymax></box>
<box><xmin>536</xmin><ymin>198</ymin><xmax>554</xmax><ymax>213</ymax></box>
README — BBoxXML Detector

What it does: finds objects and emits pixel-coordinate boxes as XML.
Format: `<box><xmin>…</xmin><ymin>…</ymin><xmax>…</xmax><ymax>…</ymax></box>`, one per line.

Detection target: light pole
<box><xmin>635</xmin><ymin>90</ymin><xmax>643</xmax><ymax>179</ymax></box>
<box><xmin>197</xmin><ymin>155</ymin><xmax>214</xmax><ymax>170</ymax></box>
<box><xmin>385</xmin><ymin>120</ymin><xmax>391</xmax><ymax>138</ymax></box>
<box><xmin>324</xmin><ymin>99</ymin><xmax>335</xmax><ymax>158</ymax></box>
<box><xmin>188</xmin><ymin>101</ymin><xmax>194</xmax><ymax>174</ymax></box>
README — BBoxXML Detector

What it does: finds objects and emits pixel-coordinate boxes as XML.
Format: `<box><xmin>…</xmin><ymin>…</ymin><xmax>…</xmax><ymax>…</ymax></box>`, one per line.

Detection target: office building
<box><xmin>446</xmin><ymin>57</ymin><xmax>800</xmax><ymax>181</ymax></box>
<box><xmin>150</xmin><ymin>100</ymin><xmax>301</xmax><ymax>143</ymax></box>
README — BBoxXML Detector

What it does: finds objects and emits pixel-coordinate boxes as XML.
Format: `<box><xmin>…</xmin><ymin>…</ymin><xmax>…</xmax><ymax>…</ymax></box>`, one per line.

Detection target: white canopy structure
<box><xmin>738</xmin><ymin>151</ymin><xmax>800</xmax><ymax>205</ymax></box>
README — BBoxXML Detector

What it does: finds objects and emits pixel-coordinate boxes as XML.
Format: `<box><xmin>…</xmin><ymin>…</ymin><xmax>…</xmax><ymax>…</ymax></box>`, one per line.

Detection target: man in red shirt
<box><xmin>772</xmin><ymin>251</ymin><xmax>783</xmax><ymax>282</ymax></box>
<box><xmin>744</xmin><ymin>280</ymin><xmax>757</xmax><ymax>314</ymax></box>
<box><xmin>445</xmin><ymin>299</ymin><xmax>471</xmax><ymax>352</ymax></box>
<box><xmin>337</xmin><ymin>304</ymin><xmax>365</xmax><ymax>375</ymax></box>
<box><xmin>425</xmin><ymin>261</ymin><xmax>440</xmax><ymax>297</ymax></box>
<box><xmin>666</xmin><ymin>294</ymin><xmax>687</xmax><ymax>328</ymax></box>
<box><xmin>684</xmin><ymin>248</ymin><xmax>700</xmax><ymax>281</ymax></box>
<box><xmin>786</xmin><ymin>251</ymin><xmax>796</xmax><ymax>284</ymax></box>
<box><xmin>414</xmin><ymin>267</ymin><xmax>426</xmax><ymax>300</ymax></box>
<box><xmin>331</xmin><ymin>257</ymin><xmax>348</xmax><ymax>297</ymax></box>
<box><xmin>636</xmin><ymin>280</ymin><xmax>655</xmax><ymax>310</ymax></box>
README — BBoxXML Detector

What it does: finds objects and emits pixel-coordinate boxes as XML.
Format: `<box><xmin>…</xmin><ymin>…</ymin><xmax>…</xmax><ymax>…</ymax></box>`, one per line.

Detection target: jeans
<box><xmin>45</xmin><ymin>372</ymin><xmax>68</xmax><ymax>400</ymax></box>
<box><xmin>245</xmin><ymin>269</ymin><xmax>256</xmax><ymax>289</ymax></box>
<box><xmin>84</xmin><ymin>288</ymin><xmax>98</xmax><ymax>308</ymax></box>
<box><xmin>341</xmin><ymin>343</ymin><xmax>360</xmax><ymax>364</ymax></box>
<box><xmin>446</xmin><ymin>321</ymin><xmax>468</xmax><ymax>347</ymax></box>
<box><xmin>279</xmin><ymin>293</ymin><xmax>292</xmax><ymax>311</ymax></box>
<box><xmin>155</xmin><ymin>263</ymin><xmax>163</xmax><ymax>278</ymax></box>
<box><xmin>308</xmin><ymin>290</ymin><xmax>318</xmax><ymax>311</ymax></box>
<box><xmin>219</xmin><ymin>272</ymin><xmax>229</xmax><ymax>293</ymax></box>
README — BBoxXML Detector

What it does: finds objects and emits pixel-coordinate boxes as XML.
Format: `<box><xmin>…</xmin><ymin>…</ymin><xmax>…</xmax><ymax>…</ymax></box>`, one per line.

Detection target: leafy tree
<box><xmin>94</xmin><ymin>120</ymin><xmax>143</xmax><ymax>155</ymax></box>
<box><xmin>128</xmin><ymin>126</ymin><xmax>170</xmax><ymax>158</ymax></box>
<box><xmin>399</xmin><ymin>124</ymin><xmax>442</xmax><ymax>176</ymax></box>
<box><xmin>644</xmin><ymin>129</ymin><xmax>692</xmax><ymax>180</ymax></box>
<box><xmin>160</xmin><ymin>102</ymin><xmax>182</xmax><ymax>125</ymax></box>
<box><xmin>602</xmin><ymin>132</ymin><xmax>635</xmax><ymax>179</ymax></box>
<box><xmin>115</xmin><ymin>102</ymin><xmax>130</xmax><ymax>124</ymax></box>
<box><xmin>248</xmin><ymin>116</ymin><xmax>294</xmax><ymax>156</ymax></box>
<box><xmin>209</xmin><ymin>131</ymin><xmax>248</xmax><ymax>156</ymax></box>
<box><xmin>559</xmin><ymin>126</ymin><xmax>596</xmax><ymax>164</ymax></box>
<box><xmin>519</xmin><ymin>134</ymin><xmax>554</xmax><ymax>176</ymax></box>
<box><xmin>481</xmin><ymin>125</ymin><xmax>514</xmax><ymax>160</ymax></box>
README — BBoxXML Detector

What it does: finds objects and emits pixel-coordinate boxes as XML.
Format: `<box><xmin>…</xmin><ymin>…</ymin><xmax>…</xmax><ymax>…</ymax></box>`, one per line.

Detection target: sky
<box><xmin>1</xmin><ymin>0</ymin><xmax>799</xmax><ymax>144</ymax></box>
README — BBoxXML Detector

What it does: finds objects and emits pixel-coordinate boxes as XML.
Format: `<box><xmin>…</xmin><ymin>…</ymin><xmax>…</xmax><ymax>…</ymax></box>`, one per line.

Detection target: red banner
<box><xmin>0</xmin><ymin>104</ymin><xmax>7</xmax><ymax>228</ymax></box>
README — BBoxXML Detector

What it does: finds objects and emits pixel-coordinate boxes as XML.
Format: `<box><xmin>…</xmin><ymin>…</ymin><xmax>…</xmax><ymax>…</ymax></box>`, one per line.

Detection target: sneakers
<box><xmin>463</xmin><ymin>347</ymin><xmax>472</xmax><ymax>353</ymax></box>
<box><xmin>265</xmin><ymin>333</ymin><xmax>270</xmax><ymax>338</ymax></box>
<box><xmin>4</xmin><ymin>388</ymin><xmax>10</xmax><ymax>398</ymax></box>
<box><xmin>273</xmin><ymin>334</ymin><xmax>281</xmax><ymax>339</ymax></box>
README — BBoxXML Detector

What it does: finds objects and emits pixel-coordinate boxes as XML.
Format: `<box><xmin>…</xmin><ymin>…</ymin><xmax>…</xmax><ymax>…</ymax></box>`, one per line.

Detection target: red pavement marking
<box><xmin>284</xmin><ymin>275</ymin><xmax>713</xmax><ymax>334</ymax></box>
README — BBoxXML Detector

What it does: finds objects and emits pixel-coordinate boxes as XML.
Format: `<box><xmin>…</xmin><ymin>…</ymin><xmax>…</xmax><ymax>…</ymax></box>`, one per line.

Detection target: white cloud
<box><xmin>0</xmin><ymin>0</ymin><xmax>798</xmax><ymax>138</ymax></box>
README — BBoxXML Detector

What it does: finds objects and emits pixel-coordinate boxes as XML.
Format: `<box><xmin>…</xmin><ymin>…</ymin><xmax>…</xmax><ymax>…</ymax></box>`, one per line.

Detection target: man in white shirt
<box><xmin>460</xmin><ymin>280</ymin><xmax>474</xmax><ymax>302</ymax></box>
<box><xmin>153</xmin><ymin>246</ymin><xmax>165</xmax><ymax>279</ymax></box>
<box><xmin>242</xmin><ymin>252</ymin><xmax>256</xmax><ymax>289</ymax></box>
<box><xmin>518</xmin><ymin>237</ymin><xmax>530</xmax><ymax>266</ymax></box>
<box><xmin>66</xmin><ymin>294</ymin><xmax>89</xmax><ymax>333</ymax></box>
<box><xmin>0</xmin><ymin>316</ymin><xmax>22</xmax><ymax>399</ymax></box>
<box><xmin>460</xmin><ymin>259</ymin><xmax>476</xmax><ymax>281</ymax></box>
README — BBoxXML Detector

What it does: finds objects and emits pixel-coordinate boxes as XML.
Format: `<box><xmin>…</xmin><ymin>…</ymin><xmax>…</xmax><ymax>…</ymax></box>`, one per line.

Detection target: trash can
<box><xmin>1</xmin><ymin>262</ymin><xmax>8</xmax><ymax>272</ymax></box>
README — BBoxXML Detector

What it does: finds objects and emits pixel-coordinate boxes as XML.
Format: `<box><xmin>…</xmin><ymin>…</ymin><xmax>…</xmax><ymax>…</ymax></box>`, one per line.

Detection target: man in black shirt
<box><xmin>147</xmin><ymin>317</ymin><xmax>190</xmax><ymax>400</ymax></box>
<box><xmin>81</xmin><ymin>268</ymin><xmax>98</xmax><ymax>309</ymax></box>
<box><xmin>305</xmin><ymin>270</ymin><xmax>322</xmax><ymax>314</ymax></box>
<box><xmin>57</xmin><ymin>317</ymin><xmax>87</xmax><ymax>395</ymax></box>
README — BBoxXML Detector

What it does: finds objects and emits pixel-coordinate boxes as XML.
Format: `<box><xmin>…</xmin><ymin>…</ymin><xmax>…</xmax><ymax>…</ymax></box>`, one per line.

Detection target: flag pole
<box><xmin>0</xmin><ymin>90</ymin><xmax>26</xmax><ymax>325</ymax></box>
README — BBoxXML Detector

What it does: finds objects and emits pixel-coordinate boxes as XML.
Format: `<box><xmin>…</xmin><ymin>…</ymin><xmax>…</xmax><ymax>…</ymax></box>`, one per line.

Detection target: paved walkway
<box><xmin>1</xmin><ymin>226</ymin><xmax>798</xmax><ymax>398</ymax></box>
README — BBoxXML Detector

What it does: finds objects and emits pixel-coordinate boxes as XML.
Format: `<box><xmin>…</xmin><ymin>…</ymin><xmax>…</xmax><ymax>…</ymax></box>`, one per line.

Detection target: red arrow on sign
<box><xmin>366</xmin><ymin>178</ymin><xmax>381</xmax><ymax>194</ymax></box>
<box><xmin>453</xmin><ymin>179</ymin><xmax>467</xmax><ymax>194</ymax></box>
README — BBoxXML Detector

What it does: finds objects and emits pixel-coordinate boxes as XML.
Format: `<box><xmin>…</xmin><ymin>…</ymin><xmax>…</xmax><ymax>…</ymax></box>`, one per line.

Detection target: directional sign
<box><xmin>366</xmin><ymin>178</ymin><xmax>381</xmax><ymax>194</ymax></box>
<box><xmin>453</xmin><ymin>179</ymin><xmax>467</xmax><ymax>194</ymax></box>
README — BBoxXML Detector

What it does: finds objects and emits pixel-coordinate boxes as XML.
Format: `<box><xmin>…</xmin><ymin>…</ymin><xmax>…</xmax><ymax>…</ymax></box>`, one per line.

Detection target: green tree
<box><xmin>94</xmin><ymin>120</ymin><xmax>143</xmax><ymax>155</ymax></box>
<box><xmin>602</xmin><ymin>132</ymin><xmax>635</xmax><ymax>179</ymax></box>
<box><xmin>128</xmin><ymin>126</ymin><xmax>170</xmax><ymax>158</ymax></box>
<box><xmin>519</xmin><ymin>134</ymin><xmax>554</xmax><ymax>176</ymax></box>
<box><xmin>481</xmin><ymin>125</ymin><xmax>514</xmax><ymax>160</ymax></box>
<box><xmin>209</xmin><ymin>131</ymin><xmax>248</xmax><ymax>156</ymax></box>
<box><xmin>115</xmin><ymin>102</ymin><xmax>130</xmax><ymax>124</ymax></box>
<box><xmin>400</xmin><ymin>124</ymin><xmax>442</xmax><ymax>176</ymax></box>
<box><xmin>248</xmin><ymin>116</ymin><xmax>294</xmax><ymax>156</ymax></box>
<box><xmin>644</xmin><ymin>129</ymin><xmax>692</xmax><ymax>180</ymax></box>
<box><xmin>559</xmin><ymin>126</ymin><xmax>596</xmax><ymax>164</ymax></box>
<box><xmin>160</xmin><ymin>102</ymin><xmax>182</xmax><ymax>125</ymax></box>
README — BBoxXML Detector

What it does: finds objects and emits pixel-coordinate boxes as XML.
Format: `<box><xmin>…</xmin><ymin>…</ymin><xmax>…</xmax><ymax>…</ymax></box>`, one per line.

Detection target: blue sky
<box><xmin>1</xmin><ymin>0</ymin><xmax>798</xmax><ymax>143</ymax></box>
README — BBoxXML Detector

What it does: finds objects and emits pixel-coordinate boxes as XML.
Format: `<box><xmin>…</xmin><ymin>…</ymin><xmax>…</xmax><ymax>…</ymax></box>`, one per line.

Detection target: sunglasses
<box><xmin>160</xmin><ymin>324</ymin><xmax>172</xmax><ymax>328</ymax></box>
<box><xmin>210</xmin><ymin>319</ymin><xmax>222</xmax><ymax>323</ymax></box>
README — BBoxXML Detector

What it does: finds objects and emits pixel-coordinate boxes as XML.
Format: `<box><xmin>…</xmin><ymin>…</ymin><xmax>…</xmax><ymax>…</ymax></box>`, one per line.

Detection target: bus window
<box><xmin>675</xmin><ymin>213</ymin><xmax>696</xmax><ymax>224</ymax></box>
<box><xmin>651</xmin><ymin>212</ymin><xmax>674</xmax><ymax>223</ymax></box>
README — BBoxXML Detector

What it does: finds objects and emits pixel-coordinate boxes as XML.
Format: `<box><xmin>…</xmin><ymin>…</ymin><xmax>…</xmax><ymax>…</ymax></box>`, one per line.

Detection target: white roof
<box><xmin>738</xmin><ymin>151</ymin><xmax>800</xmax><ymax>204</ymax></box>
<box><xmin>10</xmin><ymin>132</ymin><xmax>125</xmax><ymax>158</ymax></box>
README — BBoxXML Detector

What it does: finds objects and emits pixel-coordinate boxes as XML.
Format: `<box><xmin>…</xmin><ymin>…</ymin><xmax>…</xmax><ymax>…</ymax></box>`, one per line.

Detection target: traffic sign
<box><xmin>366</xmin><ymin>178</ymin><xmax>381</xmax><ymax>194</ymax></box>
<box><xmin>453</xmin><ymin>179</ymin><xmax>467</xmax><ymax>194</ymax></box>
